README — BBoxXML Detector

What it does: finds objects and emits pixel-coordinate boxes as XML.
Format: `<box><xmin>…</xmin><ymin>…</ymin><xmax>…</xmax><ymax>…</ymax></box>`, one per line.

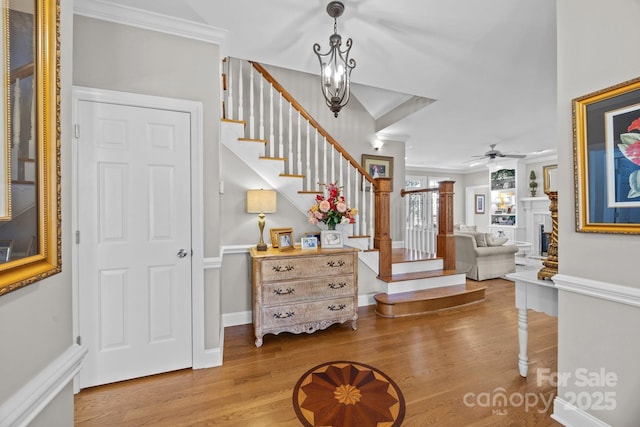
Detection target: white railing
<box><xmin>223</xmin><ymin>57</ymin><xmax>375</xmax><ymax>245</ymax></box>
<box><xmin>403</xmin><ymin>189</ymin><xmax>438</xmax><ymax>255</ymax></box>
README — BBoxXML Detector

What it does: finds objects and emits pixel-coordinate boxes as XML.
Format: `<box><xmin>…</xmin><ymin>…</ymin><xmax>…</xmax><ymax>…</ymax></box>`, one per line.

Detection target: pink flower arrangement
<box><xmin>307</xmin><ymin>183</ymin><xmax>357</xmax><ymax>229</ymax></box>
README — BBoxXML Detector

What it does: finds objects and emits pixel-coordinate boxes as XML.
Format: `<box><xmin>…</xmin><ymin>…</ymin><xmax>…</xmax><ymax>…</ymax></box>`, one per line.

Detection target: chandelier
<box><xmin>313</xmin><ymin>1</ymin><xmax>356</xmax><ymax>118</ymax></box>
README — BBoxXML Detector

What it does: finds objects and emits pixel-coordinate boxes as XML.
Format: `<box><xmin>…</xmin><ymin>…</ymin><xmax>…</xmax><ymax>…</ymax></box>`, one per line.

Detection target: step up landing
<box><xmin>374</xmin><ymin>283</ymin><xmax>487</xmax><ymax>318</ymax></box>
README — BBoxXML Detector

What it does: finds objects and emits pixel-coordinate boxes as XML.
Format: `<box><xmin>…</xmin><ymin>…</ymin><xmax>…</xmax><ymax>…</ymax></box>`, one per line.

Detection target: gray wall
<box><xmin>73</xmin><ymin>16</ymin><xmax>223</xmax><ymax>352</ymax></box>
<box><xmin>0</xmin><ymin>1</ymin><xmax>74</xmax><ymax>423</ymax></box>
<box><xmin>557</xmin><ymin>0</ymin><xmax>640</xmax><ymax>424</ymax></box>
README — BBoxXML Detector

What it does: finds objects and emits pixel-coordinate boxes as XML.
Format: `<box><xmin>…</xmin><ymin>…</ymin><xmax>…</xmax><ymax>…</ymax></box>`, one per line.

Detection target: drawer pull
<box><xmin>272</xmin><ymin>264</ymin><xmax>294</xmax><ymax>272</ymax></box>
<box><xmin>327</xmin><ymin>260</ymin><xmax>346</xmax><ymax>268</ymax></box>
<box><xmin>328</xmin><ymin>282</ymin><xmax>347</xmax><ymax>289</ymax></box>
<box><xmin>273</xmin><ymin>311</ymin><xmax>295</xmax><ymax>319</ymax></box>
<box><xmin>327</xmin><ymin>304</ymin><xmax>346</xmax><ymax>311</ymax></box>
<box><xmin>273</xmin><ymin>287</ymin><xmax>295</xmax><ymax>296</ymax></box>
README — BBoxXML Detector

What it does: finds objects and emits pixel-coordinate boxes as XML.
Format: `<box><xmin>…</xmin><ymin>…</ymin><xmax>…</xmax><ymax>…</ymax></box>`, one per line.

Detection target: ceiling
<box><xmin>101</xmin><ymin>0</ymin><xmax>558</xmax><ymax>172</ymax></box>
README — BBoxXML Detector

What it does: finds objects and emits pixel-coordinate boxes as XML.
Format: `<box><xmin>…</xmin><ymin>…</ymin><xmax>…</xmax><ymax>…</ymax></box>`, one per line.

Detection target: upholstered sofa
<box><xmin>454</xmin><ymin>231</ymin><xmax>519</xmax><ymax>281</ymax></box>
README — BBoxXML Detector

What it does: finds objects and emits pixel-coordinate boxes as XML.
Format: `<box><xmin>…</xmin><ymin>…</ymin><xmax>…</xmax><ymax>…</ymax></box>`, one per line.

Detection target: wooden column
<box><xmin>374</xmin><ymin>178</ymin><xmax>392</xmax><ymax>279</ymax></box>
<box><xmin>437</xmin><ymin>180</ymin><xmax>456</xmax><ymax>270</ymax></box>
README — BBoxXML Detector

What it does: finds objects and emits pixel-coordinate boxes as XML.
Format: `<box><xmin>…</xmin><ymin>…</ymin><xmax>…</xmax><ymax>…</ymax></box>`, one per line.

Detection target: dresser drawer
<box><xmin>260</xmin><ymin>253</ymin><xmax>355</xmax><ymax>281</ymax></box>
<box><xmin>262</xmin><ymin>275</ymin><xmax>355</xmax><ymax>305</ymax></box>
<box><xmin>261</xmin><ymin>297</ymin><xmax>355</xmax><ymax>329</ymax></box>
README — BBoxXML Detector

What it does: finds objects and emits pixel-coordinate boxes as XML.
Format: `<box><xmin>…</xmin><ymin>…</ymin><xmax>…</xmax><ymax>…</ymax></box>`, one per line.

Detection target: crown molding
<box><xmin>74</xmin><ymin>0</ymin><xmax>227</xmax><ymax>45</ymax></box>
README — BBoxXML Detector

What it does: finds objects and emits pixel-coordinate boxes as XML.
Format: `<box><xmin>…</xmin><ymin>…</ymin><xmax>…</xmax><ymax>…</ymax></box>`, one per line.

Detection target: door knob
<box><xmin>177</xmin><ymin>249</ymin><xmax>188</xmax><ymax>258</ymax></box>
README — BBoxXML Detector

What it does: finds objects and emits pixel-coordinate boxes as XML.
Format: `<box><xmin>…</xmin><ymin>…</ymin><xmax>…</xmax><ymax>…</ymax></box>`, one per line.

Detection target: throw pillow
<box><xmin>485</xmin><ymin>233</ymin><xmax>508</xmax><ymax>246</ymax></box>
<box><xmin>459</xmin><ymin>225</ymin><xmax>477</xmax><ymax>232</ymax></box>
<box><xmin>471</xmin><ymin>232</ymin><xmax>487</xmax><ymax>247</ymax></box>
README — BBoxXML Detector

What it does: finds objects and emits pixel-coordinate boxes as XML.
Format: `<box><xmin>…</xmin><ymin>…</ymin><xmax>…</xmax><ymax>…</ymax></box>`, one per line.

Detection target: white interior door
<box><xmin>77</xmin><ymin>99</ymin><xmax>192</xmax><ymax>388</ymax></box>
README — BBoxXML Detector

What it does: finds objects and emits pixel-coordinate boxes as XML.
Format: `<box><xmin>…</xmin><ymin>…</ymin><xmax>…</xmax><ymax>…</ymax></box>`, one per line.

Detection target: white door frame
<box><xmin>71</xmin><ymin>87</ymin><xmax>207</xmax><ymax>388</ymax></box>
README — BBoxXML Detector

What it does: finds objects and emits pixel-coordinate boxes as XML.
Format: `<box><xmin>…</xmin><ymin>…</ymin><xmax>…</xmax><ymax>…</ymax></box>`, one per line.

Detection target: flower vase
<box><xmin>327</xmin><ymin>223</ymin><xmax>336</xmax><ymax>231</ymax></box>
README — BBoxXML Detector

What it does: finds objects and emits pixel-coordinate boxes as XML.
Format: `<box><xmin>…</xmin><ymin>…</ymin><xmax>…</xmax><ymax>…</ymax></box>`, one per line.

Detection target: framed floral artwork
<box><xmin>573</xmin><ymin>76</ymin><xmax>640</xmax><ymax>233</ymax></box>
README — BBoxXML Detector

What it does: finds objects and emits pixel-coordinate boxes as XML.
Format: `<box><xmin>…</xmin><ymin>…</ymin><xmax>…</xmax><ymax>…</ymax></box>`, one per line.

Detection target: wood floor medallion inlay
<box><xmin>292</xmin><ymin>361</ymin><xmax>406</xmax><ymax>426</ymax></box>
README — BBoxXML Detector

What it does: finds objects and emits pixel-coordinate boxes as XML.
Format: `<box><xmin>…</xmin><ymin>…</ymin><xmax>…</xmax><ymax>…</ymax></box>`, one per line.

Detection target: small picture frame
<box><xmin>301</xmin><ymin>237</ymin><xmax>318</xmax><ymax>250</ymax></box>
<box><xmin>0</xmin><ymin>240</ymin><xmax>13</xmax><ymax>263</ymax></box>
<box><xmin>543</xmin><ymin>164</ymin><xmax>557</xmax><ymax>193</ymax></box>
<box><xmin>474</xmin><ymin>194</ymin><xmax>485</xmax><ymax>214</ymax></box>
<box><xmin>304</xmin><ymin>231</ymin><xmax>322</xmax><ymax>247</ymax></box>
<box><xmin>270</xmin><ymin>227</ymin><xmax>293</xmax><ymax>248</ymax></box>
<box><xmin>276</xmin><ymin>231</ymin><xmax>294</xmax><ymax>251</ymax></box>
<box><xmin>321</xmin><ymin>230</ymin><xmax>343</xmax><ymax>249</ymax></box>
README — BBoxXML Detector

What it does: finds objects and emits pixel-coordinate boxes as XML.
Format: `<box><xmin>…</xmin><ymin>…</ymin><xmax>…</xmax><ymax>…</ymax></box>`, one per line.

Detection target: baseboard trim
<box><xmin>0</xmin><ymin>344</ymin><xmax>87</xmax><ymax>427</ymax></box>
<box><xmin>553</xmin><ymin>274</ymin><xmax>640</xmax><ymax>308</ymax></box>
<box><xmin>223</xmin><ymin>310</ymin><xmax>252</xmax><ymax>327</ymax></box>
<box><xmin>552</xmin><ymin>397</ymin><xmax>611</xmax><ymax>427</ymax></box>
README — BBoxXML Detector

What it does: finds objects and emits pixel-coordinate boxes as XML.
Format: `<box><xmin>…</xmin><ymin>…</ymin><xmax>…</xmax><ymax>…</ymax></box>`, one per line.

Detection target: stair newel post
<box><xmin>249</xmin><ymin>66</ymin><xmax>255</xmax><ymax>139</ymax></box>
<box><xmin>374</xmin><ymin>178</ymin><xmax>392</xmax><ymax>279</ymax></box>
<box><xmin>269</xmin><ymin>85</ymin><xmax>274</xmax><ymax>158</ymax></box>
<box><xmin>227</xmin><ymin>59</ymin><xmax>234</xmax><ymax>120</ymax></box>
<box><xmin>437</xmin><ymin>180</ymin><xmax>456</xmax><ymax>270</ymax></box>
<box><xmin>238</xmin><ymin>61</ymin><xmax>243</xmax><ymax>121</ymax></box>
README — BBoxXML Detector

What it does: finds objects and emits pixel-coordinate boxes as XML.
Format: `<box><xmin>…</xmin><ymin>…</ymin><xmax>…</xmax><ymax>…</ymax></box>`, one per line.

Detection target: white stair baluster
<box><xmin>305</xmin><ymin>123</ymin><xmax>311</xmax><ymax>190</ymax></box>
<box><xmin>297</xmin><ymin>111</ymin><xmax>302</xmax><ymax>176</ymax></box>
<box><xmin>278</xmin><ymin>96</ymin><xmax>283</xmax><ymax>158</ymax></box>
<box><xmin>369</xmin><ymin>185</ymin><xmax>374</xmax><ymax>248</ymax></box>
<box><xmin>288</xmin><ymin>104</ymin><xmax>293</xmax><ymax>174</ymax></box>
<box><xmin>259</xmin><ymin>75</ymin><xmax>264</xmax><ymax>141</ymax></box>
<box><xmin>269</xmin><ymin>84</ymin><xmax>274</xmax><ymax>158</ymax></box>
<box><xmin>322</xmin><ymin>136</ymin><xmax>327</xmax><ymax>187</ymax></box>
<box><xmin>227</xmin><ymin>59</ymin><xmax>234</xmax><ymax>120</ymax></box>
<box><xmin>249</xmin><ymin>66</ymin><xmax>254</xmax><ymax>139</ymax></box>
<box><xmin>330</xmin><ymin>146</ymin><xmax>335</xmax><ymax>184</ymax></box>
<box><xmin>314</xmin><ymin>131</ymin><xmax>319</xmax><ymax>189</ymax></box>
<box><xmin>238</xmin><ymin>61</ymin><xmax>243</xmax><ymax>122</ymax></box>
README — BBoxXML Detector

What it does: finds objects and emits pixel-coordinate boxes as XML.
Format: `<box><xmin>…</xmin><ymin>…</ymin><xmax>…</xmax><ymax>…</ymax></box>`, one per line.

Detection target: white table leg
<box><xmin>518</xmin><ymin>308</ymin><xmax>529</xmax><ymax>377</ymax></box>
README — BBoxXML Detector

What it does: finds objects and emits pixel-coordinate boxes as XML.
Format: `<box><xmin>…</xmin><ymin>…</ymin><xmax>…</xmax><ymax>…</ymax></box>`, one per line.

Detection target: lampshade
<box><xmin>246</xmin><ymin>190</ymin><xmax>277</xmax><ymax>214</ymax></box>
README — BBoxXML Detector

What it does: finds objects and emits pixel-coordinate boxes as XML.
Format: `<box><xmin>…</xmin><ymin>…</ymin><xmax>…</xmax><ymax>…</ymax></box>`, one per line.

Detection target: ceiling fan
<box><xmin>472</xmin><ymin>144</ymin><xmax>527</xmax><ymax>160</ymax></box>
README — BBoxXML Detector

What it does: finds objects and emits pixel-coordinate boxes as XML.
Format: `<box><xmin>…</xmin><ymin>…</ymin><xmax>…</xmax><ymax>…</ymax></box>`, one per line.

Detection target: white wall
<box><xmin>556</xmin><ymin>0</ymin><xmax>640</xmax><ymax>424</ymax></box>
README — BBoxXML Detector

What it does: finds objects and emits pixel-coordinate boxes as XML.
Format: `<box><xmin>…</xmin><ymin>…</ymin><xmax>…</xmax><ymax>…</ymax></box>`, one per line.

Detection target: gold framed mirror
<box><xmin>0</xmin><ymin>0</ymin><xmax>60</xmax><ymax>296</ymax></box>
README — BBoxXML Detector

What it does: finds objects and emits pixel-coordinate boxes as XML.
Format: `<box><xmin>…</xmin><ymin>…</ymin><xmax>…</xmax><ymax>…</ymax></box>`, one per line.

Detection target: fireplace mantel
<box><xmin>520</xmin><ymin>196</ymin><xmax>551</xmax><ymax>257</ymax></box>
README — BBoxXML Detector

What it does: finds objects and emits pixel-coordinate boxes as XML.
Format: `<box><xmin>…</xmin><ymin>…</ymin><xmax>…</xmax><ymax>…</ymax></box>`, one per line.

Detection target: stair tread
<box><xmin>238</xmin><ymin>137</ymin><xmax>267</xmax><ymax>143</ymax></box>
<box><xmin>221</xmin><ymin>118</ymin><xmax>245</xmax><ymax>125</ymax></box>
<box><xmin>379</xmin><ymin>269</ymin><xmax>460</xmax><ymax>283</ymax></box>
<box><xmin>374</xmin><ymin>283</ymin><xmax>487</xmax><ymax>304</ymax></box>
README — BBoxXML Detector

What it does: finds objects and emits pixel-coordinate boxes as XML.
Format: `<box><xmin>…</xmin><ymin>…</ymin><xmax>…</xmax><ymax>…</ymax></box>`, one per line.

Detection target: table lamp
<box><xmin>246</xmin><ymin>189</ymin><xmax>277</xmax><ymax>251</ymax></box>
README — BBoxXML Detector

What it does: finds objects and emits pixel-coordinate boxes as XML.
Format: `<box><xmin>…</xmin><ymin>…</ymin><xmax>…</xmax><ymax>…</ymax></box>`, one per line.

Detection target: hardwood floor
<box><xmin>74</xmin><ymin>278</ymin><xmax>560</xmax><ymax>426</ymax></box>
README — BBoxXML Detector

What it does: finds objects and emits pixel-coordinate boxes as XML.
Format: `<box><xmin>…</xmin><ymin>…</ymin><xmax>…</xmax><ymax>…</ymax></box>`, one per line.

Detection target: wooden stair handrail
<box><xmin>400</xmin><ymin>187</ymin><xmax>439</xmax><ymax>197</ymax></box>
<box><xmin>250</xmin><ymin>61</ymin><xmax>376</xmax><ymax>189</ymax></box>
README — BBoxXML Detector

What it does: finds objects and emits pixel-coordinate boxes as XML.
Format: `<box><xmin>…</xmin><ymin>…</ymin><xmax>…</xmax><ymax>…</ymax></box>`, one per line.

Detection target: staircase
<box><xmin>222</xmin><ymin>57</ymin><xmax>480</xmax><ymax>316</ymax></box>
